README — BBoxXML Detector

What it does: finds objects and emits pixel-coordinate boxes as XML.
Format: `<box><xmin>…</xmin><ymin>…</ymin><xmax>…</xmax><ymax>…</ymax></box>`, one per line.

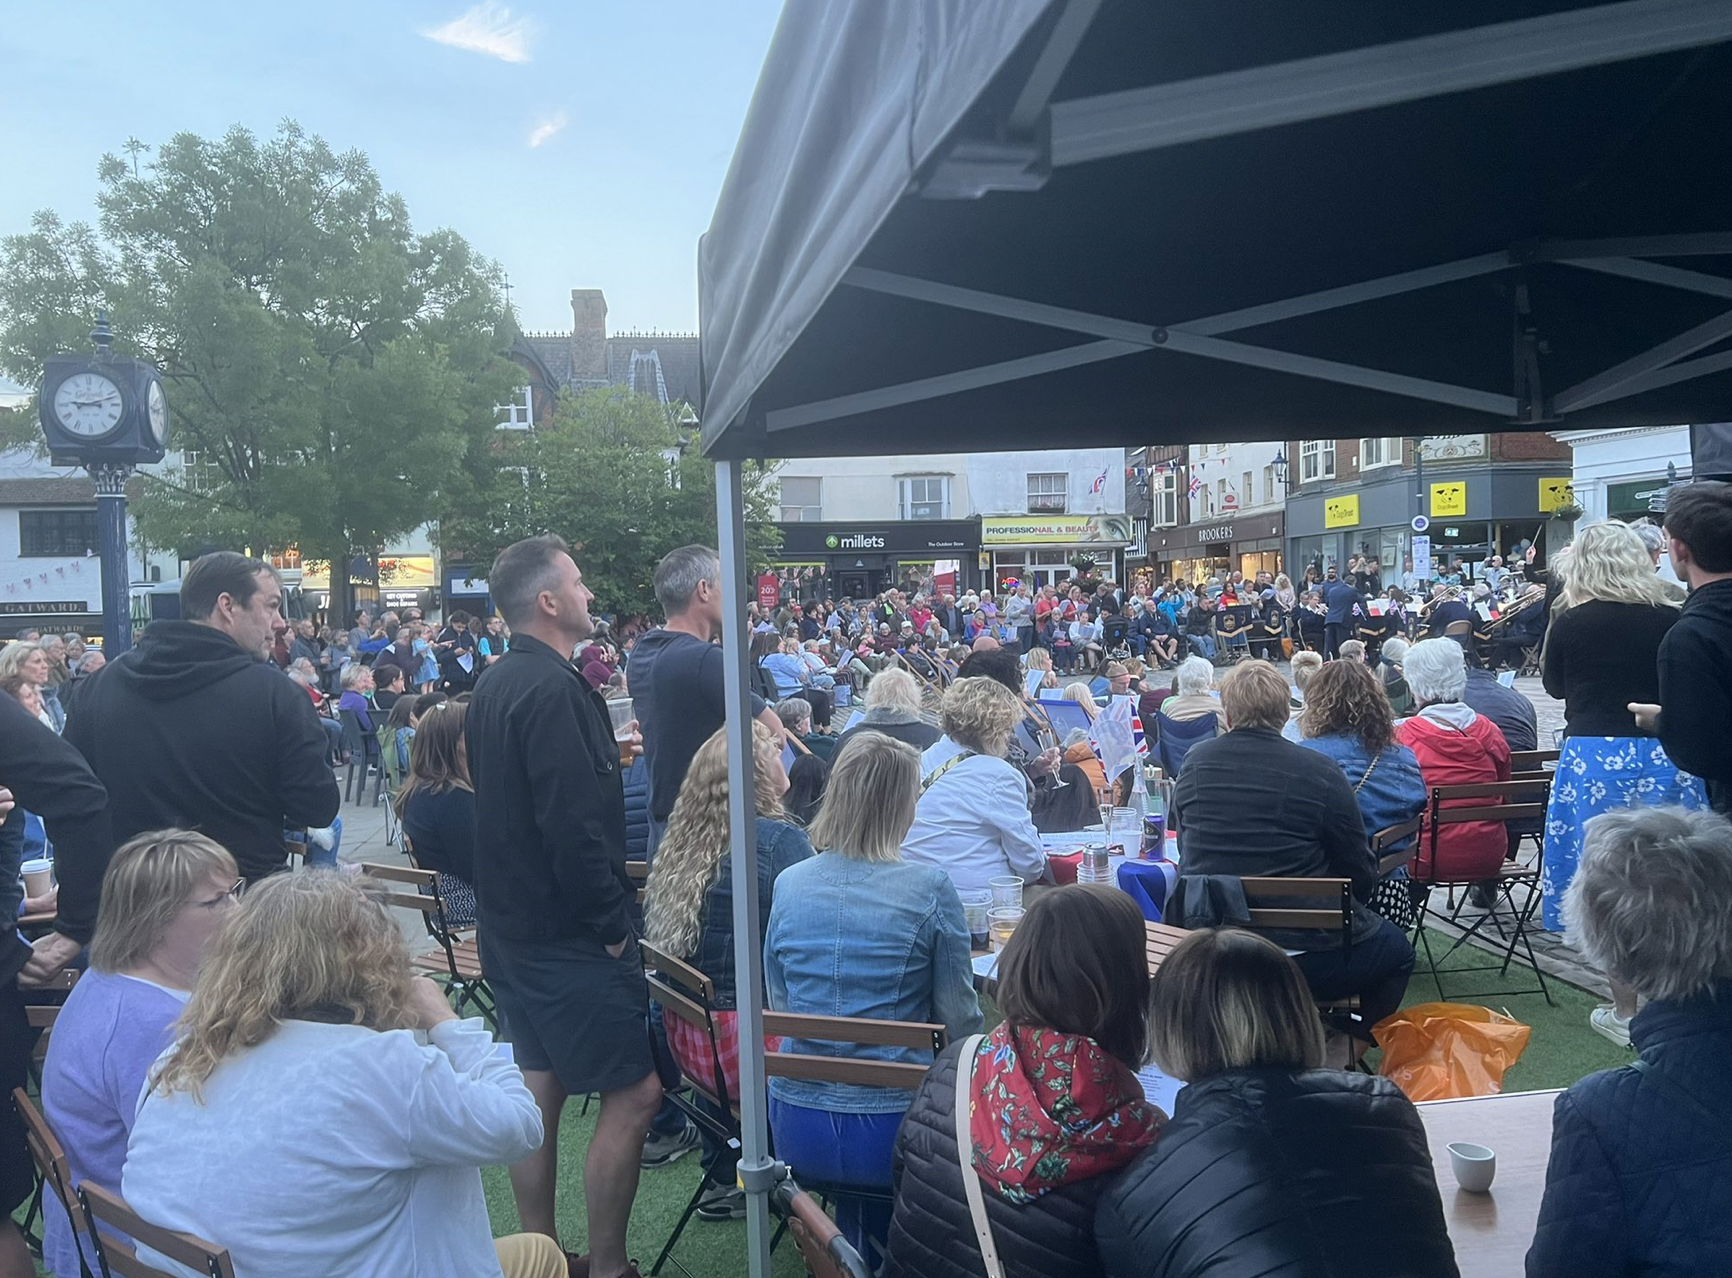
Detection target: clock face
<box><xmin>147</xmin><ymin>379</ymin><xmax>169</xmax><ymax>446</ymax></box>
<box><xmin>52</xmin><ymin>371</ymin><xmax>124</xmax><ymax>438</ymax></box>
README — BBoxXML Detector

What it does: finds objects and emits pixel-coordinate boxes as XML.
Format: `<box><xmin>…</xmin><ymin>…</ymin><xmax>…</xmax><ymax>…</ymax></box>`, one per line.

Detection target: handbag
<box><xmin>1357</xmin><ymin>749</ymin><xmax>1419</xmax><ymax>931</ymax></box>
<box><xmin>954</xmin><ymin>1035</ymin><xmax>1007</xmax><ymax>1278</ymax></box>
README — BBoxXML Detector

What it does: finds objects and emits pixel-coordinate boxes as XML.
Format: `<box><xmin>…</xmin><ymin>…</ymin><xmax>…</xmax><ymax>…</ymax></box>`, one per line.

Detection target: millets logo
<box><xmin>826</xmin><ymin>533</ymin><xmax>884</xmax><ymax>549</ymax></box>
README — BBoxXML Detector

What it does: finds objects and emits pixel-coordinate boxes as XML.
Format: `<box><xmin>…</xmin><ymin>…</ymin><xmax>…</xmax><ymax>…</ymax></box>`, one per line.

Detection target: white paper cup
<box><xmin>1448</xmin><ymin>1141</ymin><xmax>1496</xmax><ymax>1193</ymax></box>
<box><xmin>21</xmin><ymin>858</ymin><xmax>53</xmax><ymax>898</ymax></box>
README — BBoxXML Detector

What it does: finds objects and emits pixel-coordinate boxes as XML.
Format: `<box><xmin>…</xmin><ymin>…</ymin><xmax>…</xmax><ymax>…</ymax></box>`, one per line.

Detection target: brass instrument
<box><xmin>1489</xmin><ymin>584</ymin><xmax>1547</xmax><ymax>632</ymax></box>
<box><xmin>1414</xmin><ymin>584</ymin><xmax>1464</xmax><ymax>617</ymax></box>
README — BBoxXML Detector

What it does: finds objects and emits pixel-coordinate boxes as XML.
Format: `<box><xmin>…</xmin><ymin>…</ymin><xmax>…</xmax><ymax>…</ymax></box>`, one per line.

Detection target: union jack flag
<box><xmin>1089</xmin><ymin>467</ymin><xmax>1109</xmax><ymax>495</ymax></box>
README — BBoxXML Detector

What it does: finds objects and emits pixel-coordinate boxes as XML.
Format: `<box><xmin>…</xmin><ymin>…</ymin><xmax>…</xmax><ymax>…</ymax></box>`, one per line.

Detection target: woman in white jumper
<box><xmin>123</xmin><ymin>871</ymin><xmax>565</xmax><ymax>1278</ymax></box>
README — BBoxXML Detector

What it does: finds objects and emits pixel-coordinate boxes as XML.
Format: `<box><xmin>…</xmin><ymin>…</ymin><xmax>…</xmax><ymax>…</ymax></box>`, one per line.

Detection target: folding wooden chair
<box><xmin>770</xmin><ymin>1175</ymin><xmax>873</xmax><ymax>1278</ymax></box>
<box><xmin>360</xmin><ymin>862</ymin><xmax>496</xmax><ymax>1027</ymax></box>
<box><xmin>1372</xmin><ymin>815</ymin><xmax>1424</xmax><ymax>876</ymax></box>
<box><xmin>640</xmin><ymin>941</ymin><xmax>743</xmax><ymax>1278</ymax></box>
<box><xmin>79</xmin><ymin>1181</ymin><xmax>236</xmax><ymax>1278</ymax></box>
<box><xmin>1411</xmin><ymin>780</ymin><xmax>1553</xmax><ymax>1004</ymax></box>
<box><xmin>26</xmin><ymin>1002</ymin><xmax>61</xmax><ymax>1094</ymax></box>
<box><xmin>627</xmin><ymin>858</ymin><xmax>649</xmax><ymax>906</ymax></box>
<box><xmin>1233</xmin><ymin>877</ymin><xmax>1366</xmax><ymax>1045</ymax></box>
<box><xmin>13</xmin><ymin>1085</ymin><xmax>100</xmax><ymax>1277</ymax></box>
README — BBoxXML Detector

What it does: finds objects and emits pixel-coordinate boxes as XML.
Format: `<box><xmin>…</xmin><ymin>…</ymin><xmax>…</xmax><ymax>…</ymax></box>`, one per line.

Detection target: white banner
<box><xmin>1411</xmin><ymin>534</ymin><xmax>1432</xmax><ymax>582</ymax></box>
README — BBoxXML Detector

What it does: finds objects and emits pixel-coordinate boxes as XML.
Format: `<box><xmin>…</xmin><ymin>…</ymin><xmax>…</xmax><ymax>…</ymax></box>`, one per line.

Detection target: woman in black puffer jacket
<box><xmin>1097</xmin><ymin>929</ymin><xmax>1458</xmax><ymax>1278</ymax></box>
<box><xmin>885</xmin><ymin>887</ymin><xmax>1165</xmax><ymax>1278</ymax></box>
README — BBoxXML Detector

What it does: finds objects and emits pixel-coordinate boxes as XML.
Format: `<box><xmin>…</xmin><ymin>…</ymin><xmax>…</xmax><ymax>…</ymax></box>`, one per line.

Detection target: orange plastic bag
<box><xmin>1375</xmin><ymin>1002</ymin><xmax>1532</xmax><ymax>1102</ymax></box>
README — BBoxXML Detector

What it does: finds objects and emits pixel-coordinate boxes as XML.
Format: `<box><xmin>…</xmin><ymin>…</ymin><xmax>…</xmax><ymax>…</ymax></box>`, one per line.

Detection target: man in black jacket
<box><xmin>46</xmin><ymin>553</ymin><xmax>337</xmax><ymax>984</ymax></box>
<box><xmin>466</xmin><ymin>535</ymin><xmax>661</xmax><ymax>1277</ymax></box>
<box><xmin>1631</xmin><ymin>480</ymin><xmax>1732</xmax><ymax>813</ymax></box>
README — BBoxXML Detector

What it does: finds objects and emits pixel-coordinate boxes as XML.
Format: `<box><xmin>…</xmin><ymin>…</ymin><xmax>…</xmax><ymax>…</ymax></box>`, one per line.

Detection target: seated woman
<box><xmin>1297</xmin><ymin>660</ymin><xmax>1427</xmax><ymax>928</ymax></box>
<box><xmin>1170</xmin><ymin>661</ymin><xmax>1415</xmax><ymax>1040</ymax></box>
<box><xmin>1097</xmin><ymin>929</ymin><xmax>1455</xmax><ymax>1277</ymax></box>
<box><xmin>643</xmin><ymin>722</ymin><xmax>812</xmax><ymax>1218</ymax></box>
<box><xmin>124</xmin><ymin>872</ymin><xmax>564</xmax><ymax>1278</ymax></box>
<box><xmin>1159</xmin><ymin>657</ymin><xmax>1224</xmax><ymax>729</ymax></box>
<box><xmin>833</xmin><ymin>667</ymin><xmax>939</xmax><ymax>760</ymax></box>
<box><xmin>39</xmin><ymin>830</ymin><xmax>239</xmax><ymax>1278</ymax></box>
<box><xmin>1378</xmin><ymin>635</ymin><xmax>1416</xmax><ymax>717</ymax></box>
<box><xmin>1529</xmin><ymin>806</ymin><xmax>1732</xmax><ymax>1275</ymax></box>
<box><xmin>336</xmin><ymin>661</ymin><xmax>375</xmax><ymax>731</ymax></box>
<box><xmin>776</xmin><ymin>695</ymin><xmax>834</xmax><ymax>763</ymax></box>
<box><xmin>379</xmin><ymin>694</ymin><xmax>418</xmax><ymax>787</ymax></box>
<box><xmin>764</xmin><ymin>733</ymin><xmax>984</xmax><ymax>1266</ymax></box>
<box><xmin>1393</xmin><ymin>639</ymin><xmax>1511</xmax><ymax>885</ymax></box>
<box><xmin>903</xmin><ymin>677</ymin><xmax>1046</xmax><ymax>893</ymax></box>
<box><xmin>1023</xmin><ymin>645</ymin><xmax>1058</xmax><ymax>699</ymax></box>
<box><xmin>395</xmin><ymin>700</ymin><xmax>478</xmax><ymax>928</ymax></box>
<box><xmin>785</xmin><ymin>752</ymin><xmax>830</xmax><ymax>828</ymax></box>
<box><xmin>760</xmin><ymin>636</ymin><xmax>833</xmax><ymax>730</ymax></box>
<box><xmin>885</xmin><ymin>887</ymin><xmax>1166</xmax><ymax>1278</ymax></box>
<box><xmin>1061</xmin><ymin>727</ymin><xmax>1108</xmax><ymax>798</ymax></box>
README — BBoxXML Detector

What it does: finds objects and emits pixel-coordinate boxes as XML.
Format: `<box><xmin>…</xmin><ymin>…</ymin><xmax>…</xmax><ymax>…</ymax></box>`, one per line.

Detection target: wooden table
<box><xmin>1417</xmin><ymin>1088</ymin><xmax>1560</xmax><ymax>1278</ymax></box>
<box><xmin>978</xmin><ymin>919</ymin><xmax>1187</xmax><ymax>991</ymax></box>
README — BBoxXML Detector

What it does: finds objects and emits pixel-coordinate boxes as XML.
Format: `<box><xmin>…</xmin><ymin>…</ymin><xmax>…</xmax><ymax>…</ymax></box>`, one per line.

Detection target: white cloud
<box><xmin>422</xmin><ymin>2</ymin><xmax>535</xmax><ymax>63</ymax></box>
<box><xmin>527</xmin><ymin>111</ymin><xmax>569</xmax><ymax>148</ymax></box>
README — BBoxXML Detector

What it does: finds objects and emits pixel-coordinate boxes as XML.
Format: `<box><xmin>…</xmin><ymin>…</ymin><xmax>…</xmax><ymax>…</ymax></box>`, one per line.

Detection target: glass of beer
<box><xmin>987</xmin><ymin>906</ymin><xmax>1024</xmax><ymax>953</ymax></box>
<box><xmin>607</xmin><ymin>697</ymin><xmax>636</xmax><ymax>769</ymax></box>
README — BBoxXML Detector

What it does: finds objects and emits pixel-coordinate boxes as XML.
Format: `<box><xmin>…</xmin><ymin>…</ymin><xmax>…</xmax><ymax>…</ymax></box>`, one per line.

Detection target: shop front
<box><xmin>770</xmin><ymin>519</ymin><xmax>980</xmax><ymax>603</ymax></box>
<box><xmin>982</xmin><ymin>513</ymin><xmax>1132</xmax><ymax>592</ymax></box>
<box><xmin>1149</xmin><ymin>511</ymin><xmax>1285</xmax><ymax>585</ymax></box>
<box><xmin>1287</xmin><ymin>466</ymin><xmax>1564</xmax><ymax>586</ymax></box>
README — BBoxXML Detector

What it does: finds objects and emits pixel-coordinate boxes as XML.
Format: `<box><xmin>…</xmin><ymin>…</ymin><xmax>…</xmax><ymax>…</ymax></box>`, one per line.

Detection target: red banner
<box><xmin>756</xmin><ymin>573</ymin><xmax>781</xmax><ymax>610</ymax></box>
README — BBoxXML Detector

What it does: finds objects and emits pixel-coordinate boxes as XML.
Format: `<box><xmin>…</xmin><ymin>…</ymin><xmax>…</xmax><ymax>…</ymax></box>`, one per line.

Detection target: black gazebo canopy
<box><xmin>700</xmin><ymin>0</ymin><xmax>1732</xmax><ymax>460</ymax></box>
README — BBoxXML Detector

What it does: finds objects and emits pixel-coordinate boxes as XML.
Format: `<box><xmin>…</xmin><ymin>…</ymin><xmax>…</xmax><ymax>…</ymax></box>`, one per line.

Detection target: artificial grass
<box><xmin>483</xmin><ymin>927</ymin><xmax>1632</xmax><ymax>1277</ymax></box>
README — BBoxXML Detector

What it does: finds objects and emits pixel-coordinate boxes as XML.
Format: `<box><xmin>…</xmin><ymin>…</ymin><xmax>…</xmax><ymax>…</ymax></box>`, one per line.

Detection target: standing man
<box><xmin>435</xmin><ymin>610</ymin><xmax>479</xmax><ymax>691</ymax></box>
<box><xmin>1630</xmin><ymin>481</ymin><xmax>1732</xmax><ymax>813</ymax></box>
<box><xmin>35</xmin><ymin>552</ymin><xmax>335</xmax><ymax>985</ymax></box>
<box><xmin>466</xmin><ymin>536</ymin><xmax>661</xmax><ymax>1278</ymax></box>
<box><xmin>1321</xmin><ymin>569</ymin><xmax>1363</xmax><ymax>660</ymax></box>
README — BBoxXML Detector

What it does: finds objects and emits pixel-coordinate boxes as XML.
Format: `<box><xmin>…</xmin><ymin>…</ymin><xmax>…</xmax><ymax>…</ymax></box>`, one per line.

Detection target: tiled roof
<box><xmin>516</xmin><ymin>334</ymin><xmax>572</xmax><ymax>387</ymax></box>
<box><xmin>606</xmin><ymin>334</ymin><xmax>702</xmax><ymax>410</ymax></box>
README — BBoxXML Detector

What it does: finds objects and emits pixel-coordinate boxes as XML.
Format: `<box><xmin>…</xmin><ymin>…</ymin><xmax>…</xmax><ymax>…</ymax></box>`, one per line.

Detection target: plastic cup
<box><xmin>988</xmin><ymin>876</ymin><xmax>1023</xmax><ymax>911</ymax></box>
<box><xmin>1448</xmin><ymin>1142</ymin><xmax>1496</xmax><ymax>1193</ymax></box>
<box><xmin>21</xmin><ymin>859</ymin><xmax>52</xmax><ymax>898</ymax></box>
<box><xmin>987</xmin><ymin>906</ymin><xmax>1024</xmax><ymax>953</ymax></box>
<box><xmin>607</xmin><ymin>697</ymin><xmax>636</xmax><ymax>741</ymax></box>
<box><xmin>957</xmin><ymin>889</ymin><xmax>992</xmax><ymax>949</ymax></box>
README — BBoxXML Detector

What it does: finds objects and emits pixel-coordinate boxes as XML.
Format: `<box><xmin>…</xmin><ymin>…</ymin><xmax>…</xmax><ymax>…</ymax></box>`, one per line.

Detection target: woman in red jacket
<box><xmin>1394</xmin><ymin>638</ymin><xmax>1511</xmax><ymax>882</ymax></box>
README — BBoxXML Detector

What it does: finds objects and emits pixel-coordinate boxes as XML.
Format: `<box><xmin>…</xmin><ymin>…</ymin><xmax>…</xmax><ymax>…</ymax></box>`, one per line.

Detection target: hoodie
<box><xmin>1656</xmin><ymin>578</ymin><xmax>1732</xmax><ymax>806</ymax></box>
<box><xmin>1394</xmin><ymin>701</ymin><xmax>1511</xmax><ymax>880</ymax></box>
<box><xmin>64</xmin><ymin>621</ymin><xmax>341</xmax><ymax>880</ymax></box>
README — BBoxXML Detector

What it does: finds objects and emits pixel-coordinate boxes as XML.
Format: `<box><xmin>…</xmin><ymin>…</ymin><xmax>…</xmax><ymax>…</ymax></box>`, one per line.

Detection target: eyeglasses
<box><xmin>196</xmin><ymin>879</ymin><xmax>246</xmax><ymax>910</ymax></box>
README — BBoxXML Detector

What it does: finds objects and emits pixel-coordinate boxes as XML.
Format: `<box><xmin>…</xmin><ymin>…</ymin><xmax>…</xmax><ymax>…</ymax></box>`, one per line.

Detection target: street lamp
<box><xmin>1272</xmin><ymin>447</ymin><xmax>1289</xmax><ymax>488</ymax></box>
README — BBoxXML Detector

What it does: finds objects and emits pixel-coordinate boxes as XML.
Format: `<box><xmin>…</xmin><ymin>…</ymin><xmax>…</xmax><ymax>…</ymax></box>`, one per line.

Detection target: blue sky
<box><xmin>0</xmin><ymin>0</ymin><xmax>783</xmax><ymax>345</ymax></box>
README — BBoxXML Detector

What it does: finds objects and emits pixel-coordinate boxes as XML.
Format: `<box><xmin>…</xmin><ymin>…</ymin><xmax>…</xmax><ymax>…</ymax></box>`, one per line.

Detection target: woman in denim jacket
<box><xmin>1295</xmin><ymin>660</ymin><xmax>1426</xmax><ymax>923</ymax></box>
<box><xmin>763</xmin><ymin>732</ymin><xmax>983</xmax><ymax>1268</ymax></box>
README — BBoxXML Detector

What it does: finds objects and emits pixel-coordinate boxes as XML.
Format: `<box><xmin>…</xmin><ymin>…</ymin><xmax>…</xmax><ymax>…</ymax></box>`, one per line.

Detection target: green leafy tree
<box><xmin>0</xmin><ymin>121</ymin><xmax>520</xmax><ymax>622</ymax></box>
<box><xmin>439</xmin><ymin>386</ymin><xmax>782</xmax><ymax>619</ymax></box>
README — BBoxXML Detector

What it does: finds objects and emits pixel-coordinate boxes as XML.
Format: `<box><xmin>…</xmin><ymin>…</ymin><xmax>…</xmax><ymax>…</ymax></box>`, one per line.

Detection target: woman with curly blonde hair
<box><xmin>123</xmin><ymin>872</ymin><xmax>566</xmax><ymax>1278</ymax></box>
<box><xmin>642</xmin><ymin>721</ymin><xmax>811</xmax><ymax>1219</ymax></box>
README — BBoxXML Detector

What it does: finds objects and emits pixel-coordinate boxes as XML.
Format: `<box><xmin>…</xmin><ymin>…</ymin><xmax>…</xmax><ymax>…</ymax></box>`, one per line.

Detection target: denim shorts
<box><xmin>480</xmin><ymin>930</ymin><xmax>657</xmax><ymax>1095</ymax></box>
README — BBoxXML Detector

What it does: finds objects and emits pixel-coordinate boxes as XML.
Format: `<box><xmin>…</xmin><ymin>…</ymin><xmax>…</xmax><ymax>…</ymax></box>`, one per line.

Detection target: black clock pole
<box><xmin>91</xmin><ymin>462</ymin><xmax>134</xmax><ymax>656</ymax></box>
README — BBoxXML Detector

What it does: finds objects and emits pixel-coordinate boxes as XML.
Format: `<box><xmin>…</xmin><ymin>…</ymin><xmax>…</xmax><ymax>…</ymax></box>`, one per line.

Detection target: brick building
<box><xmin>507</xmin><ymin>288</ymin><xmax>701</xmax><ymax>424</ymax></box>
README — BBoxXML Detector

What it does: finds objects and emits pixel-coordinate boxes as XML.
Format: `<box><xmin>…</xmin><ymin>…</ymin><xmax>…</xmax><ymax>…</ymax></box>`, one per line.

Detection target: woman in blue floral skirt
<box><xmin>1540</xmin><ymin>521</ymin><xmax>1706</xmax><ymax>1045</ymax></box>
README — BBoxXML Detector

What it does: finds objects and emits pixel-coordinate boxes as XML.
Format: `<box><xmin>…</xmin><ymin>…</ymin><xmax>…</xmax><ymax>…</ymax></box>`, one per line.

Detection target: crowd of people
<box><xmin>1</xmin><ymin>478</ymin><xmax>1729</xmax><ymax>1277</ymax></box>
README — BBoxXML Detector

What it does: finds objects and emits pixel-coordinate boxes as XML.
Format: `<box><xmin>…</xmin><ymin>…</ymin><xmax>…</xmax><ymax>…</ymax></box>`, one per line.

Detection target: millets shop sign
<box><xmin>776</xmin><ymin>520</ymin><xmax>979</xmax><ymax>557</ymax></box>
<box><xmin>825</xmin><ymin>533</ymin><xmax>886</xmax><ymax>550</ymax></box>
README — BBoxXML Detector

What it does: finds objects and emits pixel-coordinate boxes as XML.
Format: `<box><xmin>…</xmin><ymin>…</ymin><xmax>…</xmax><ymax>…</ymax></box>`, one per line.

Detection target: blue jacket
<box><xmin>760</xmin><ymin>652</ymin><xmax>809</xmax><ymax>699</ymax></box>
<box><xmin>1528</xmin><ymin>987</ymin><xmax>1732</xmax><ymax>1277</ymax></box>
<box><xmin>1297</xmin><ymin>735</ymin><xmax>1426</xmax><ymax>870</ymax></box>
<box><xmin>622</xmin><ymin>758</ymin><xmax>650</xmax><ymax>862</ymax></box>
<box><xmin>691</xmin><ymin>817</ymin><xmax>812</xmax><ymax>1010</ymax></box>
<box><xmin>764</xmin><ymin>853</ymin><xmax>983</xmax><ymax>1113</ymax></box>
<box><xmin>1323</xmin><ymin>581</ymin><xmax>1363</xmax><ymax>625</ymax></box>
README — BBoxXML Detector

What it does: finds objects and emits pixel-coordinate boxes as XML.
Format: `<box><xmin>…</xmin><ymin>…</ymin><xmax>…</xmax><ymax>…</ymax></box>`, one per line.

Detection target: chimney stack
<box><xmin>570</xmin><ymin>289</ymin><xmax>608</xmax><ymax>382</ymax></box>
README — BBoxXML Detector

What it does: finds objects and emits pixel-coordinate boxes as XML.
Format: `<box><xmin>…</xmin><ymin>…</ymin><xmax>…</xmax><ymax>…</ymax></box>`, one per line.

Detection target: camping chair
<box><xmin>360</xmin><ymin>862</ymin><xmax>497</xmax><ymax>1027</ymax></box>
<box><xmin>1411</xmin><ymin>780</ymin><xmax>1553</xmax><ymax>1004</ymax></box>
<box><xmin>1152</xmin><ymin>710</ymin><xmax>1218</xmax><ymax>780</ymax></box>
<box><xmin>79</xmin><ymin>1181</ymin><xmax>237</xmax><ymax>1278</ymax></box>
<box><xmin>770</xmin><ymin>1175</ymin><xmax>873</xmax><ymax>1278</ymax></box>
<box><xmin>13</xmin><ymin>1086</ymin><xmax>101</xmax><ymax>1277</ymax></box>
<box><xmin>758</xmin><ymin>1011</ymin><xmax>946</xmax><ymax>1238</ymax></box>
<box><xmin>639</xmin><ymin>941</ymin><xmax>744</xmax><ymax>1278</ymax></box>
<box><xmin>337</xmin><ymin>710</ymin><xmax>384</xmax><ymax>806</ymax></box>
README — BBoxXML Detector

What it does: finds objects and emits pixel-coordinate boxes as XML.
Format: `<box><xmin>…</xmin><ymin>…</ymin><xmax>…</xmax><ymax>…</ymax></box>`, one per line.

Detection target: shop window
<box><xmin>1360</xmin><ymin>437</ymin><xmax>1402</xmax><ymax>468</ymax></box>
<box><xmin>20</xmin><ymin>508</ymin><xmax>97</xmax><ymax>558</ymax></box>
<box><xmin>1026</xmin><ymin>472</ymin><xmax>1067</xmax><ymax>513</ymax></box>
<box><xmin>778</xmin><ymin>476</ymin><xmax>822</xmax><ymax>522</ymax></box>
<box><xmin>1300</xmin><ymin>439</ymin><xmax>1335</xmax><ymax>482</ymax></box>
<box><xmin>899</xmin><ymin>475</ymin><xmax>950</xmax><ymax>520</ymax></box>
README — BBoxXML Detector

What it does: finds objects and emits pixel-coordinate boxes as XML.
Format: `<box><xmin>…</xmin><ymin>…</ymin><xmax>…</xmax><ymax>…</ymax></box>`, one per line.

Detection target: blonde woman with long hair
<box><xmin>1540</xmin><ymin>520</ymin><xmax>1708</xmax><ymax>1044</ymax></box>
<box><xmin>123</xmin><ymin>872</ymin><xmax>566</xmax><ymax>1278</ymax></box>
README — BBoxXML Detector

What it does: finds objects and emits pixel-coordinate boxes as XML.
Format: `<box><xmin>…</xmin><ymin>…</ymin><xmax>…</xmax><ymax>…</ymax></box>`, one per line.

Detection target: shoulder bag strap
<box><xmin>921</xmin><ymin>750</ymin><xmax>977</xmax><ymax>796</ymax></box>
<box><xmin>954</xmin><ymin>1035</ymin><xmax>1007</xmax><ymax>1278</ymax></box>
<box><xmin>1353</xmin><ymin>750</ymin><xmax>1380</xmax><ymax>794</ymax></box>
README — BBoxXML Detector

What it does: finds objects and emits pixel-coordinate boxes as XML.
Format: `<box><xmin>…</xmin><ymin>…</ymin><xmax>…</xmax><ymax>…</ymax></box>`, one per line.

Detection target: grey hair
<box><xmin>864</xmin><ymin>667</ymin><xmax>923</xmax><ymax>716</ymax></box>
<box><xmin>1174</xmin><ymin>656</ymin><xmax>1214</xmax><ymax>697</ymax></box>
<box><xmin>774</xmin><ymin>697</ymin><xmax>813</xmax><ymax>731</ymax></box>
<box><xmin>1402</xmin><ymin>638</ymin><xmax>1466</xmax><ymax>704</ymax></box>
<box><xmin>1627</xmin><ymin>518</ymin><xmax>1666</xmax><ymax>558</ymax></box>
<box><xmin>340</xmin><ymin>663</ymin><xmax>369</xmax><ymax>690</ymax></box>
<box><xmin>654</xmin><ymin>544</ymin><xmax>720</xmax><ymax>617</ymax></box>
<box><xmin>1565</xmin><ymin>806</ymin><xmax>1732</xmax><ymax>1002</ymax></box>
<box><xmin>1381</xmin><ymin>636</ymin><xmax>1409</xmax><ymax>664</ymax></box>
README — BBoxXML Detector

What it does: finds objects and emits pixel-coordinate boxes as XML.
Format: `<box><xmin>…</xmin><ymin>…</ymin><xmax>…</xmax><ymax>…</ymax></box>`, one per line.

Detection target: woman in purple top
<box><xmin>336</xmin><ymin>663</ymin><xmax>376</xmax><ymax>731</ymax></box>
<box><xmin>40</xmin><ymin>829</ymin><xmax>239</xmax><ymax>1278</ymax></box>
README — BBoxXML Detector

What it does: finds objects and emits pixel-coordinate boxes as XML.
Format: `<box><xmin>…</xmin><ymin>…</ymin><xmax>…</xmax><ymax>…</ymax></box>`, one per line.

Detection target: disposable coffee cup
<box><xmin>1448</xmin><ymin>1141</ymin><xmax>1496</xmax><ymax>1193</ymax></box>
<box><xmin>21</xmin><ymin>859</ymin><xmax>53</xmax><ymax>898</ymax></box>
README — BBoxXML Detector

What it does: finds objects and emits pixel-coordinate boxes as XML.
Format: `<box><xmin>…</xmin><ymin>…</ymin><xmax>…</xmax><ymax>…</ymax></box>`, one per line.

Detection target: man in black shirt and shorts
<box><xmin>467</xmin><ymin>535</ymin><xmax>659</xmax><ymax>1278</ymax></box>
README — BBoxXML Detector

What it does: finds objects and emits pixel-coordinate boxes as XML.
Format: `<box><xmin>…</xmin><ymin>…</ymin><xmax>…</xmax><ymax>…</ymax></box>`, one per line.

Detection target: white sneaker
<box><xmin>1590</xmin><ymin>1005</ymin><xmax>1632</xmax><ymax>1048</ymax></box>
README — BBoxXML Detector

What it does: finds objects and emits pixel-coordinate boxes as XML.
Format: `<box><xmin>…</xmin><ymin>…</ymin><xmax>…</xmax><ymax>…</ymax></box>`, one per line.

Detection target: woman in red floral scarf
<box><xmin>884</xmin><ymin>886</ymin><xmax>1165</xmax><ymax>1278</ymax></box>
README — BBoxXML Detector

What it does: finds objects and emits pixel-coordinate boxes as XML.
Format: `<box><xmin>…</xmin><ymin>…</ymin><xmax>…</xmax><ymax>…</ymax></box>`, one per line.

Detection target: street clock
<box><xmin>38</xmin><ymin>312</ymin><xmax>169</xmax><ymax>465</ymax></box>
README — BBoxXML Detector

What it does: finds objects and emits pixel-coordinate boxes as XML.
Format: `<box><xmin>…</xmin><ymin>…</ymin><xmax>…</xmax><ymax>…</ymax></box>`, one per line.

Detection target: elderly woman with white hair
<box><xmin>1528</xmin><ymin>805</ymin><xmax>1732</xmax><ymax>1276</ymax></box>
<box><xmin>1393</xmin><ymin>639</ymin><xmax>1512</xmax><ymax>886</ymax></box>
<box><xmin>1159</xmin><ymin>656</ymin><xmax>1224</xmax><ymax>728</ymax></box>
<box><xmin>833</xmin><ymin>666</ymin><xmax>940</xmax><ymax>758</ymax></box>
<box><xmin>903</xmin><ymin>676</ymin><xmax>1046</xmax><ymax>893</ymax></box>
<box><xmin>1539</xmin><ymin>520</ymin><xmax>1707</xmax><ymax>1043</ymax></box>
